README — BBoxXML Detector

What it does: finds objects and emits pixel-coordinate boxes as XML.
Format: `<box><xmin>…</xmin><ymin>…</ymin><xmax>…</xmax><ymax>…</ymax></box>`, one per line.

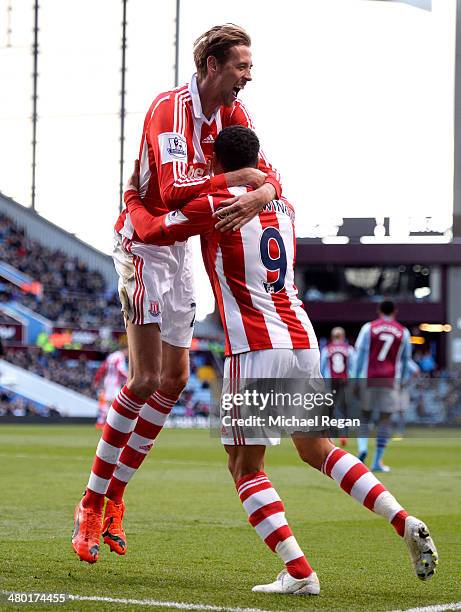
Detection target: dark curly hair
<box><xmin>214</xmin><ymin>125</ymin><xmax>259</xmax><ymax>172</ymax></box>
<box><xmin>379</xmin><ymin>300</ymin><xmax>395</xmax><ymax>315</ymax></box>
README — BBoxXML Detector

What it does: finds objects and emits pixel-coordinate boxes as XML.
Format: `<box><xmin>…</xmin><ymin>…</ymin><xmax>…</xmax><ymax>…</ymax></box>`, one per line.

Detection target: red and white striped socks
<box><xmin>83</xmin><ymin>385</ymin><xmax>144</xmax><ymax>511</ymax></box>
<box><xmin>106</xmin><ymin>390</ymin><xmax>177</xmax><ymax>503</ymax></box>
<box><xmin>236</xmin><ymin>471</ymin><xmax>313</xmax><ymax>579</ymax></box>
<box><xmin>322</xmin><ymin>447</ymin><xmax>408</xmax><ymax>536</ymax></box>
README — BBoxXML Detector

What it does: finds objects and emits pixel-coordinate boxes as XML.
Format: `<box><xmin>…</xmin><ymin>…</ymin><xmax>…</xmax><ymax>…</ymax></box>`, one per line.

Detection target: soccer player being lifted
<box><xmin>72</xmin><ymin>24</ymin><xmax>282</xmax><ymax>563</ymax></box>
<box><xmin>124</xmin><ymin>126</ymin><xmax>438</xmax><ymax>595</ymax></box>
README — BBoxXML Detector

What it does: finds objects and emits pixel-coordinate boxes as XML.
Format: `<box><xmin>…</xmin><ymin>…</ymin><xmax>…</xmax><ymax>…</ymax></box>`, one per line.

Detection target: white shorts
<box><xmin>113</xmin><ymin>233</ymin><xmax>196</xmax><ymax>348</ymax></box>
<box><xmin>103</xmin><ymin>383</ymin><xmax>120</xmax><ymax>403</ymax></box>
<box><xmin>221</xmin><ymin>348</ymin><xmax>322</xmax><ymax>446</ymax></box>
<box><xmin>363</xmin><ymin>386</ymin><xmax>399</xmax><ymax>414</ymax></box>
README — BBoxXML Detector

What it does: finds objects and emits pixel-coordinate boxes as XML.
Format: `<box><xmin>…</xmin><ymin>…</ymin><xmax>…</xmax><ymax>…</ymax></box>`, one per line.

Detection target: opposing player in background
<box><xmin>320</xmin><ymin>327</ymin><xmax>355</xmax><ymax>446</ymax></box>
<box><xmin>125</xmin><ymin>126</ymin><xmax>438</xmax><ymax>593</ymax></box>
<box><xmin>394</xmin><ymin>358</ymin><xmax>420</xmax><ymax>440</ymax></box>
<box><xmin>92</xmin><ymin>344</ymin><xmax>128</xmax><ymax>429</ymax></box>
<box><xmin>72</xmin><ymin>24</ymin><xmax>283</xmax><ymax>564</ymax></box>
<box><xmin>354</xmin><ymin>300</ymin><xmax>411</xmax><ymax>471</ymax></box>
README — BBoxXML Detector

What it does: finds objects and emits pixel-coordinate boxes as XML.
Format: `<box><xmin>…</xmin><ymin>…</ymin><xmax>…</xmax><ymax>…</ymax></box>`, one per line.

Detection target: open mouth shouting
<box><xmin>232</xmin><ymin>84</ymin><xmax>245</xmax><ymax>99</ymax></box>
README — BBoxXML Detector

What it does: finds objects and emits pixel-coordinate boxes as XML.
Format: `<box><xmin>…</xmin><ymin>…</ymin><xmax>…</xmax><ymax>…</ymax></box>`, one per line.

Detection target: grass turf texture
<box><xmin>0</xmin><ymin>425</ymin><xmax>459</xmax><ymax>612</ymax></box>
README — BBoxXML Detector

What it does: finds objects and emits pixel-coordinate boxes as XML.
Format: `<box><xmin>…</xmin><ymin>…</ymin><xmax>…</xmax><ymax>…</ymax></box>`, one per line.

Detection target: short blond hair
<box><xmin>193</xmin><ymin>24</ymin><xmax>251</xmax><ymax>80</ymax></box>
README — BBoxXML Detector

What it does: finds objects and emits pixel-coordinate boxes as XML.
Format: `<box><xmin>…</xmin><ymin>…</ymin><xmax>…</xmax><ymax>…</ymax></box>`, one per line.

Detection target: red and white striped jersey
<box><xmin>94</xmin><ymin>350</ymin><xmax>128</xmax><ymax>398</ymax></box>
<box><xmin>124</xmin><ymin>186</ymin><xmax>318</xmax><ymax>357</ymax></box>
<box><xmin>115</xmin><ymin>74</ymin><xmax>281</xmax><ymax>241</ymax></box>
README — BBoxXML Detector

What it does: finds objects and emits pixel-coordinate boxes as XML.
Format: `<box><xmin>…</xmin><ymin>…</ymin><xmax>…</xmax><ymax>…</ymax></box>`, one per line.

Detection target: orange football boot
<box><xmin>102</xmin><ymin>499</ymin><xmax>127</xmax><ymax>555</ymax></box>
<box><xmin>72</xmin><ymin>500</ymin><xmax>102</xmax><ymax>563</ymax></box>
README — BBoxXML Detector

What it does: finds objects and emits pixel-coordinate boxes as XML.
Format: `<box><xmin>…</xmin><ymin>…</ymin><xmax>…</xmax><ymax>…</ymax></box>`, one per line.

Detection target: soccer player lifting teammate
<box><xmin>124</xmin><ymin>126</ymin><xmax>438</xmax><ymax>595</ymax></box>
<box><xmin>72</xmin><ymin>24</ymin><xmax>282</xmax><ymax>563</ymax></box>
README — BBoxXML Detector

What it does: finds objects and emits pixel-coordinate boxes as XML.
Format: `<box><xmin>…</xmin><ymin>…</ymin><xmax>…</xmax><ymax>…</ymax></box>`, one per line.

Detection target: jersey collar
<box><xmin>189</xmin><ymin>73</ymin><xmax>219</xmax><ymax>124</ymax></box>
<box><xmin>189</xmin><ymin>73</ymin><xmax>205</xmax><ymax>119</ymax></box>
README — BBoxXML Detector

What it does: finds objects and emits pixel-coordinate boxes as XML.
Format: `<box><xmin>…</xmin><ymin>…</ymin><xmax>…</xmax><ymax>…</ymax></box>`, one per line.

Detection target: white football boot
<box><xmin>404</xmin><ymin>516</ymin><xmax>438</xmax><ymax>580</ymax></box>
<box><xmin>252</xmin><ymin>570</ymin><xmax>320</xmax><ymax>595</ymax></box>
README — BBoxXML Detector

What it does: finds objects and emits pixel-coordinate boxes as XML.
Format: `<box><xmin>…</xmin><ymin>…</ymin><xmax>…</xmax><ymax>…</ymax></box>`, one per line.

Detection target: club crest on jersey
<box><xmin>149</xmin><ymin>301</ymin><xmax>160</xmax><ymax>316</ymax></box>
<box><xmin>263</xmin><ymin>281</ymin><xmax>276</xmax><ymax>294</ymax></box>
<box><xmin>165</xmin><ymin>209</ymin><xmax>189</xmax><ymax>227</ymax></box>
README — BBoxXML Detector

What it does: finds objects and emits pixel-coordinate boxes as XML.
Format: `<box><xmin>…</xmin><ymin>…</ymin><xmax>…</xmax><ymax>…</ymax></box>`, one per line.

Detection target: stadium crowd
<box><xmin>2</xmin><ymin>346</ymin><xmax>213</xmax><ymax>414</ymax></box>
<box><xmin>0</xmin><ymin>387</ymin><xmax>60</xmax><ymax>418</ymax></box>
<box><xmin>4</xmin><ymin>347</ymin><xmax>96</xmax><ymax>397</ymax></box>
<box><xmin>0</xmin><ymin>213</ymin><xmax>123</xmax><ymax>328</ymax></box>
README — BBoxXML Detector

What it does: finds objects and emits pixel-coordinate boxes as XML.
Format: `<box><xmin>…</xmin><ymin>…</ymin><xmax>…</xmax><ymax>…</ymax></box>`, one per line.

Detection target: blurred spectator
<box><xmin>415</xmin><ymin>349</ymin><xmax>437</xmax><ymax>376</ymax></box>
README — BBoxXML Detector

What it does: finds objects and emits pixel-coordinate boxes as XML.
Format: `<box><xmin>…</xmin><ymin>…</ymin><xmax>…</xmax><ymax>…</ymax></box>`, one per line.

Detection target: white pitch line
<box><xmin>0</xmin><ymin>592</ymin><xmax>272</xmax><ymax>612</ymax></box>
<box><xmin>389</xmin><ymin>603</ymin><xmax>461</xmax><ymax>612</ymax></box>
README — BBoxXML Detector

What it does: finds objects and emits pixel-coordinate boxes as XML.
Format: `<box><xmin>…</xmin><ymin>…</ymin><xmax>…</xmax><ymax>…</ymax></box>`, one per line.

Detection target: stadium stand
<box><xmin>0</xmin><ymin>211</ymin><xmax>123</xmax><ymax>328</ymax></box>
<box><xmin>0</xmin><ymin>196</ymin><xmax>221</xmax><ymax>420</ymax></box>
<box><xmin>3</xmin><ymin>347</ymin><xmax>97</xmax><ymax>397</ymax></box>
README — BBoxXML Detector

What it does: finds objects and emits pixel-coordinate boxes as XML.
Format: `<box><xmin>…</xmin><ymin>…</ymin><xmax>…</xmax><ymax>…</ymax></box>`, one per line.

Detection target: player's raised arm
<box><xmin>125</xmin><ymin>187</ymin><xmax>214</xmax><ymax>244</ymax></box>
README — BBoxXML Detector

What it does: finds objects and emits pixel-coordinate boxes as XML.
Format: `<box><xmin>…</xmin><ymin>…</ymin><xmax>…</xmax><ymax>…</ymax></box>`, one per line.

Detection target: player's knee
<box><xmin>160</xmin><ymin>373</ymin><xmax>189</xmax><ymax>396</ymax></box>
<box><xmin>297</xmin><ymin>448</ymin><xmax>319</xmax><ymax>469</ymax></box>
<box><xmin>228</xmin><ymin>457</ymin><xmax>262</xmax><ymax>483</ymax></box>
<box><xmin>128</xmin><ymin>372</ymin><xmax>161</xmax><ymax>398</ymax></box>
<box><xmin>297</xmin><ymin>440</ymin><xmax>333</xmax><ymax>471</ymax></box>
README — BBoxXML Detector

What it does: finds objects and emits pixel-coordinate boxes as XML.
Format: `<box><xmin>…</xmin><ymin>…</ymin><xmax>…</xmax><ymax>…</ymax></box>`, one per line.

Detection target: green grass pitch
<box><xmin>0</xmin><ymin>425</ymin><xmax>460</xmax><ymax>611</ymax></box>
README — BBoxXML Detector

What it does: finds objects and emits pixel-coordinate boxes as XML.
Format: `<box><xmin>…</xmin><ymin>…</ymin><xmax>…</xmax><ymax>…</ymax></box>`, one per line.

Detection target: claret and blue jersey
<box><xmin>354</xmin><ymin>316</ymin><xmax>411</xmax><ymax>381</ymax></box>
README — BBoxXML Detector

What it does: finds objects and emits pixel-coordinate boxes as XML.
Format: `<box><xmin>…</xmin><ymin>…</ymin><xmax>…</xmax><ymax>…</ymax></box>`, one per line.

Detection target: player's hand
<box><xmin>213</xmin><ymin>183</ymin><xmax>276</xmax><ymax>232</ymax></box>
<box><xmin>225</xmin><ymin>167</ymin><xmax>267</xmax><ymax>189</ymax></box>
<box><xmin>125</xmin><ymin>159</ymin><xmax>140</xmax><ymax>193</ymax></box>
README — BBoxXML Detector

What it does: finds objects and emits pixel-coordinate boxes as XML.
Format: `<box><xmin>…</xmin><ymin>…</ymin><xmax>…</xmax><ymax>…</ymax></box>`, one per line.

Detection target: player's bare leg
<box><xmin>159</xmin><ymin>341</ymin><xmax>190</xmax><ymax>397</ymax></box>
<box><xmin>125</xmin><ymin>321</ymin><xmax>162</xmax><ymax>398</ymax></box>
<box><xmin>225</xmin><ymin>444</ymin><xmax>320</xmax><ymax>595</ymax></box>
<box><xmin>73</xmin><ymin>322</ymin><xmax>161</xmax><ymax>562</ymax></box>
<box><xmin>292</xmin><ymin>435</ymin><xmax>438</xmax><ymax>580</ymax></box>
<box><xmin>103</xmin><ymin>339</ymin><xmax>189</xmax><ymax>555</ymax></box>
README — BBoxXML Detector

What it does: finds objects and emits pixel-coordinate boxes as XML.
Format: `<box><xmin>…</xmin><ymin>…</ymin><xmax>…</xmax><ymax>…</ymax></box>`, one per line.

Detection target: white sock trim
<box><xmin>275</xmin><ymin>536</ymin><xmax>304</xmax><ymax>563</ymax></box>
<box><xmin>373</xmin><ymin>491</ymin><xmax>403</xmax><ymax>521</ymax></box>
<box><xmin>87</xmin><ymin>472</ymin><xmax>109</xmax><ymax>495</ymax></box>
<box><xmin>321</xmin><ymin>446</ymin><xmax>338</xmax><ymax>474</ymax></box>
